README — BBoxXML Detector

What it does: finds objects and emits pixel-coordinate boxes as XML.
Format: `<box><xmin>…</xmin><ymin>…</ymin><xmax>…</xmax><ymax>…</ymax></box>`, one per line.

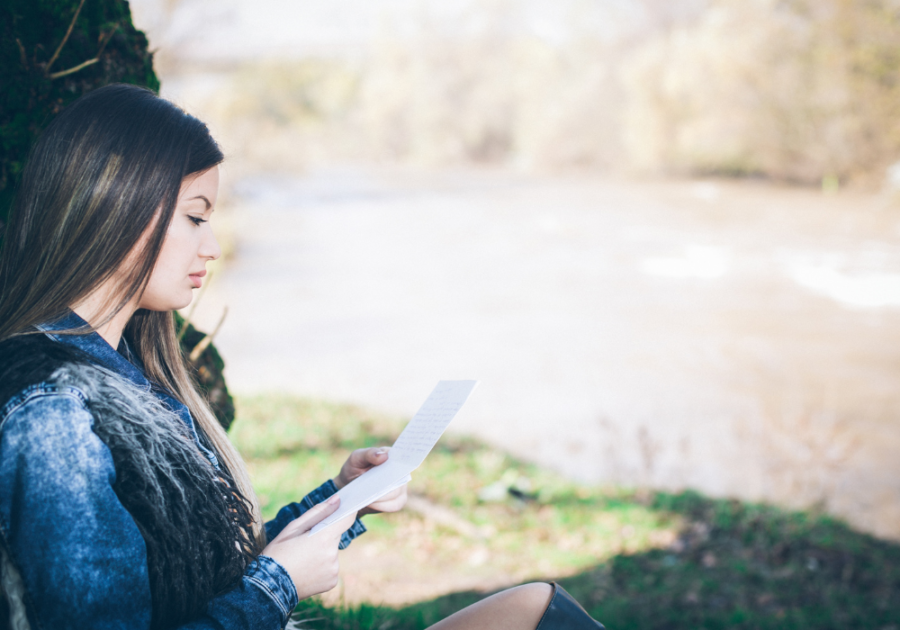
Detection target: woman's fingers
<box><xmin>351</xmin><ymin>446</ymin><xmax>390</xmax><ymax>470</ymax></box>
<box><xmin>261</xmin><ymin>506</ymin><xmax>360</xmax><ymax>599</ymax></box>
<box><xmin>309</xmin><ymin>509</ymin><xmax>360</xmax><ymax>546</ymax></box>
<box><xmin>367</xmin><ymin>446</ymin><xmax>390</xmax><ymax>465</ymax></box>
<box><xmin>375</xmin><ymin>485</ymin><xmax>405</xmax><ymax>503</ymax></box>
<box><xmin>360</xmin><ymin>483</ymin><xmax>408</xmax><ymax>515</ymax></box>
<box><xmin>295</xmin><ymin>496</ymin><xmax>341</xmax><ymax>531</ymax></box>
<box><xmin>275</xmin><ymin>495</ymin><xmax>341</xmax><ymax>540</ymax></box>
<box><xmin>335</xmin><ymin>447</ymin><xmax>391</xmax><ymax>488</ymax></box>
<box><xmin>330</xmin><ymin>510</ymin><xmax>360</xmax><ymax>536</ymax></box>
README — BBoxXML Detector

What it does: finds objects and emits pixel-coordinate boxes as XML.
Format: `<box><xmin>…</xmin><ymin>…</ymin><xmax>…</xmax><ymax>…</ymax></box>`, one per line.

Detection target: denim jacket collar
<box><xmin>34</xmin><ymin>310</ymin><xmax>220</xmax><ymax>468</ymax></box>
<box><xmin>34</xmin><ymin>311</ymin><xmax>149</xmax><ymax>389</ymax></box>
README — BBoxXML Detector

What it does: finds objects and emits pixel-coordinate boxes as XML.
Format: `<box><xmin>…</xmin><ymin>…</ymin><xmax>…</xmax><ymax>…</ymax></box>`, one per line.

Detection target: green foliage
<box><xmin>584</xmin><ymin>491</ymin><xmax>900</xmax><ymax>629</ymax></box>
<box><xmin>290</xmin><ymin>491</ymin><xmax>900</xmax><ymax>629</ymax></box>
<box><xmin>232</xmin><ymin>394</ymin><xmax>900</xmax><ymax>630</ymax></box>
<box><xmin>0</xmin><ymin>0</ymin><xmax>159</xmax><ymax>232</ymax></box>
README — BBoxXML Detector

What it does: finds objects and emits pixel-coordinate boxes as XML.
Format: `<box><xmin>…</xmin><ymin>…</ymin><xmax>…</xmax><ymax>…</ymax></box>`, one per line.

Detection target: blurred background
<box><xmin>126</xmin><ymin>0</ymin><xmax>900</xmax><ymax>544</ymax></box>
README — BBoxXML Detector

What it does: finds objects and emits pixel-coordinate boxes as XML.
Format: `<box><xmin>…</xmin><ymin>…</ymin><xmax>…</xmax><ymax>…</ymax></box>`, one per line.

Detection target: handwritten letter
<box><xmin>310</xmin><ymin>380</ymin><xmax>478</xmax><ymax>535</ymax></box>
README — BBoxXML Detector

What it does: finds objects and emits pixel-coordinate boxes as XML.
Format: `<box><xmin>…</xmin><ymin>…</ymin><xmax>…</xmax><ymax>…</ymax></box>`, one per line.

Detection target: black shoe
<box><xmin>535</xmin><ymin>583</ymin><xmax>605</xmax><ymax>630</ymax></box>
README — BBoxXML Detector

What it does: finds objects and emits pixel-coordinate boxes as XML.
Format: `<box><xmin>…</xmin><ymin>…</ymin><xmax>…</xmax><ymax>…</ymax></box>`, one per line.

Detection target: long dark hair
<box><xmin>0</xmin><ymin>83</ymin><xmax>219</xmax><ymax>334</ymax></box>
<box><xmin>0</xmin><ymin>84</ymin><xmax>266</xmax><ymax>618</ymax></box>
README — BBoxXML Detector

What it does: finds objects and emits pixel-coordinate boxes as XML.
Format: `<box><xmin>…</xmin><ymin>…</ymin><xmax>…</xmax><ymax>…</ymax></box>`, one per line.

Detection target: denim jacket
<box><xmin>0</xmin><ymin>312</ymin><xmax>365</xmax><ymax>630</ymax></box>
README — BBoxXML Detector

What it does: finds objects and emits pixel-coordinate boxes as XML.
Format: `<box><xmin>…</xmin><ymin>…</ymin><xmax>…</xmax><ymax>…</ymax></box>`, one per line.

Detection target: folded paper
<box><xmin>310</xmin><ymin>380</ymin><xmax>478</xmax><ymax>535</ymax></box>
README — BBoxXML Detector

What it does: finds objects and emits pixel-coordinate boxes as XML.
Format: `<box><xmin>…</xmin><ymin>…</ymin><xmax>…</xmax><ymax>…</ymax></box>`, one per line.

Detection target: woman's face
<box><xmin>138</xmin><ymin>166</ymin><xmax>222</xmax><ymax>311</ymax></box>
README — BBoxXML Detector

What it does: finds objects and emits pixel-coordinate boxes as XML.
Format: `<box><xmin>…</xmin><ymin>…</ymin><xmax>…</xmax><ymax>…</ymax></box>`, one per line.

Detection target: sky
<box><xmin>130</xmin><ymin>0</ymin><xmax>640</xmax><ymax>64</ymax></box>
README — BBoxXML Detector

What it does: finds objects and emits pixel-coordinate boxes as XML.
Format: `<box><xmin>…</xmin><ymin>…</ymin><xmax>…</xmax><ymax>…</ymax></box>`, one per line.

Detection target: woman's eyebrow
<box><xmin>187</xmin><ymin>195</ymin><xmax>212</xmax><ymax>210</ymax></box>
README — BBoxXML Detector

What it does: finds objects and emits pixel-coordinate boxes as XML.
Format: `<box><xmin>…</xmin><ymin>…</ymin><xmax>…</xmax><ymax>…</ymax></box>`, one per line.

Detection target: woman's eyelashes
<box><xmin>188</xmin><ymin>215</ymin><xmax>207</xmax><ymax>226</ymax></box>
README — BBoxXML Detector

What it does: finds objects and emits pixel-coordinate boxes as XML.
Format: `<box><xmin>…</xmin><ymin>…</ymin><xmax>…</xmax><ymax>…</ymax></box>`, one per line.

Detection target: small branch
<box><xmin>95</xmin><ymin>23</ymin><xmax>119</xmax><ymax>58</ymax></box>
<box><xmin>405</xmin><ymin>494</ymin><xmax>490</xmax><ymax>539</ymax></box>
<box><xmin>189</xmin><ymin>306</ymin><xmax>228</xmax><ymax>363</ymax></box>
<box><xmin>15</xmin><ymin>39</ymin><xmax>27</xmax><ymax>69</ymax></box>
<box><xmin>47</xmin><ymin>21</ymin><xmax>120</xmax><ymax>81</ymax></box>
<box><xmin>46</xmin><ymin>0</ymin><xmax>87</xmax><ymax>73</ymax></box>
<box><xmin>48</xmin><ymin>57</ymin><xmax>99</xmax><ymax>80</ymax></box>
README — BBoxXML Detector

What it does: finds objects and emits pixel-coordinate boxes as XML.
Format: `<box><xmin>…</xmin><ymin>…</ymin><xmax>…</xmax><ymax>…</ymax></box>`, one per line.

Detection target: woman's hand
<box><xmin>333</xmin><ymin>447</ymin><xmax>408</xmax><ymax>516</ymax></box>
<box><xmin>261</xmin><ymin>496</ymin><xmax>358</xmax><ymax>600</ymax></box>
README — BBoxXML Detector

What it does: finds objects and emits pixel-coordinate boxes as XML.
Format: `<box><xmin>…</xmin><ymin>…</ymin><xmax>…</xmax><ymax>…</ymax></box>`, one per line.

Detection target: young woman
<box><xmin>0</xmin><ymin>84</ymin><xmax>604</xmax><ymax>630</ymax></box>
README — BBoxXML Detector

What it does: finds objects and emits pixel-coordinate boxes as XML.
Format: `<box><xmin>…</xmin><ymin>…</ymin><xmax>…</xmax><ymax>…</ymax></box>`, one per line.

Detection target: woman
<box><xmin>0</xmin><ymin>84</ymin><xmax>603</xmax><ymax>630</ymax></box>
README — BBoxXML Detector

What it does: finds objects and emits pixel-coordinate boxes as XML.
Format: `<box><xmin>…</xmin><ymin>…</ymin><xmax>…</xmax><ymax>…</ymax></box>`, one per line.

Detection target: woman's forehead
<box><xmin>179</xmin><ymin>167</ymin><xmax>219</xmax><ymax>205</ymax></box>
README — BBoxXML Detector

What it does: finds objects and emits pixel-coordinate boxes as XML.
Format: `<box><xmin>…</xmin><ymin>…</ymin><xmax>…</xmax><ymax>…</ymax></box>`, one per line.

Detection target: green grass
<box><xmin>231</xmin><ymin>394</ymin><xmax>900</xmax><ymax>630</ymax></box>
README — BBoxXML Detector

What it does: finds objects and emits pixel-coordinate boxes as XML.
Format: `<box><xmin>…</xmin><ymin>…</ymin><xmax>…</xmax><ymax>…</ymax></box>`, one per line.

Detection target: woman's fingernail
<box><xmin>375</xmin><ymin>448</ymin><xmax>388</xmax><ymax>456</ymax></box>
<box><xmin>327</xmin><ymin>495</ymin><xmax>340</xmax><ymax>505</ymax></box>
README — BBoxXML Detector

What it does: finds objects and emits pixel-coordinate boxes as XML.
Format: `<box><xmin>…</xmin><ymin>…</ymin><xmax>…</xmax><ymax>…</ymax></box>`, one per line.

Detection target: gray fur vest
<box><xmin>0</xmin><ymin>335</ymin><xmax>259</xmax><ymax>630</ymax></box>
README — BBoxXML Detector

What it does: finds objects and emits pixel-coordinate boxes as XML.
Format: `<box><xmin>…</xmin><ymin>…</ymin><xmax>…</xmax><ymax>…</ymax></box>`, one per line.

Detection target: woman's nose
<box><xmin>201</xmin><ymin>228</ymin><xmax>222</xmax><ymax>261</ymax></box>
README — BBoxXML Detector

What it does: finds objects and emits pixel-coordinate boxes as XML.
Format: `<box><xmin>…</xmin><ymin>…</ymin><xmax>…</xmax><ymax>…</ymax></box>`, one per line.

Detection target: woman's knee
<box><xmin>425</xmin><ymin>582</ymin><xmax>555</xmax><ymax>630</ymax></box>
<box><xmin>505</xmin><ymin>582</ymin><xmax>554</xmax><ymax>617</ymax></box>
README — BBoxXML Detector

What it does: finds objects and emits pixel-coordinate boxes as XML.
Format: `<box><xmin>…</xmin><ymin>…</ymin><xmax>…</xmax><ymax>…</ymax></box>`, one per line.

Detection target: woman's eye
<box><xmin>188</xmin><ymin>216</ymin><xmax>207</xmax><ymax>226</ymax></box>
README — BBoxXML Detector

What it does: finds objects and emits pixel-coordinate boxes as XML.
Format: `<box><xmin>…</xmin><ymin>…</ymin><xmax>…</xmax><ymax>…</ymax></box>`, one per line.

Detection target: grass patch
<box><xmin>232</xmin><ymin>394</ymin><xmax>900</xmax><ymax>629</ymax></box>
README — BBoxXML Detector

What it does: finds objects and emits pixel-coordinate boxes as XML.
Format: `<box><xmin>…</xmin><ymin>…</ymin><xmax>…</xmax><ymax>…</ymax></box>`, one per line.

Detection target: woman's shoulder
<box><xmin>0</xmin><ymin>333</ymin><xmax>95</xmax><ymax>422</ymax></box>
<box><xmin>0</xmin><ymin>338</ymin><xmax>113</xmax><ymax>495</ymax></box>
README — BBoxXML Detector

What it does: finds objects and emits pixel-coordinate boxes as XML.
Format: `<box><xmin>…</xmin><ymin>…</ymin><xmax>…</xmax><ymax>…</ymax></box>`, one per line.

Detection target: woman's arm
<box><xmin>0</xmin><ymin>389</ymin><xmax>298</xmax><ymax>630</ymax></box>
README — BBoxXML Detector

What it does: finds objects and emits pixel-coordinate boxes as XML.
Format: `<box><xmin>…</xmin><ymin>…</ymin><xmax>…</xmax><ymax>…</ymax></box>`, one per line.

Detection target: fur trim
<box><xmin>0</xmin><ymin>545</ymin><xmax>29</xmax><ymax>630</ymax></box>
<box><xmin>0</xmin><ymin>335</ymin><xmax>258</xmax><ymax>629</ymax></box>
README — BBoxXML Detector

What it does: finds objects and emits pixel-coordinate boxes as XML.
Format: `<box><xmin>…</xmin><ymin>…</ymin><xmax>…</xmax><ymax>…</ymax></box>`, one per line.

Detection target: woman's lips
<box><xmin>189</xmin><ymin>270</ymin><xmax>206</xmax><ymax>288</ymax></box>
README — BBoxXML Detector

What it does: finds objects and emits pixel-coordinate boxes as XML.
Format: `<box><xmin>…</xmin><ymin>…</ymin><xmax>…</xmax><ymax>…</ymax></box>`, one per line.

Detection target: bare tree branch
<box><xmin>48</xmin><ymin>57</ymin><xmax>99</xmax><ymax>80</ymax></box>
<box><xmin>46</xmin><ymin>0</ymin><xmax>87</xmax><ymax>73</ymax></box>
<box><xmin>189</xmin><ymin>306</ymin><xmax>228</xmax><ymax>363</ymax></box>
<box><xmin>47</xmin><ymin>22</ymin><xmax>121</xmax><ymax>81</ymax></box>
<box><xmin>96</xmin><ymin>23</ymin><xmax>120</xmax><ymax>58</ymax></box>
<box><xmin>15</xmin><ymin>38</ymin><xmax>27</xmax><ymax>69</ymax></box>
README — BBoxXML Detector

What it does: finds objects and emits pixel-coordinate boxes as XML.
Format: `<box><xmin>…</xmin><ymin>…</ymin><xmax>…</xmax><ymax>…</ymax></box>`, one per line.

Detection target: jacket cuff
<box><xmin>338</xmin><ymin>514</ymin><xmax>368</xmax><ymax>550</ymax></box>
<box><xmin>245</xmin><ymin>555</ymin><xmax>299</xmax><ymax>625</ymax></box>
<box><xmin>265</xmin><ymin>479</ymin><xmax>367</xmax><ymax>548</ymax></box>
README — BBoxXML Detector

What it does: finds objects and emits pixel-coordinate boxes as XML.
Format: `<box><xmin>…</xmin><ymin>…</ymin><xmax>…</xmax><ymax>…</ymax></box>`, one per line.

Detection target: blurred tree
<box><xmin>620</xmin><ymin>0</ymin><xmax>900</xmax><ymax>184</ymax></box>
<box><xmin>0</xmin><ymin>0</ymin><xmax>159</xmax><ymax>235</ymax></box>
<box><xmin>817</xmin><ymin>0</ymin><xmax>900</xmax><ymax>183</ymax></box>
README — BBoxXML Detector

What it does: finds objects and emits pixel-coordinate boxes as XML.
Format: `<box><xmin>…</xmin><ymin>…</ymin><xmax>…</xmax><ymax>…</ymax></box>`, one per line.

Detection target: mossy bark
<box><xmin>0</xmin><ymin>0</ymin><xmax>159</xmax><ymax>233</ymax></box>
<box><xmin>175</xmin><ymin>312</ymin><xmax>237</xmax><ymax>432</ymax></box>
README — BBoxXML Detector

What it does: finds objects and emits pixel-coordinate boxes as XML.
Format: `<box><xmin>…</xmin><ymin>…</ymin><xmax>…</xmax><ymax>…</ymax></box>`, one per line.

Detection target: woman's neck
<box><xmin>71</xmin><ymin>291</ymin><xmax>138</xmax><ymax>350</ymax></box>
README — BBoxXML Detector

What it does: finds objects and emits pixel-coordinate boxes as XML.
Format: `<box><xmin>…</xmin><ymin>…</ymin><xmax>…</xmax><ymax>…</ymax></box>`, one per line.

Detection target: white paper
<box><xmin>310</xmin><ymin>380</ymin><xmax>478</xmax><ymax>535</ymax></box>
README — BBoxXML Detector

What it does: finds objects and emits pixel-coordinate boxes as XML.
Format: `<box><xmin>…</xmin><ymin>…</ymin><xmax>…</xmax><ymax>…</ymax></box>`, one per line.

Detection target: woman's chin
<box><xmin>138</xmin><ymin>292</ymin><xmax>194</xmax><ymax>312</ymax></box>
<box><xmin>172</xmin><ymin>296</ymin><xmax>194</xmax><ymax>311</ymax></box>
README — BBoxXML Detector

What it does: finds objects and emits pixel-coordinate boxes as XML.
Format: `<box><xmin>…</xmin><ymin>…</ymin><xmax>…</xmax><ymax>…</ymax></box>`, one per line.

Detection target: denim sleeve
<box><xmin>184</xmin><ymin>556</ymin><xmax>298</xmax><ymax>629</ymax></box>
<box><xmin>265</xmin><ymin>479</ymin><xmax>367</xmax><ymax>549</ymax></box>
<box><xmin>0</xmin><ymin>388</ymin><xmax>299</xmax><ymax>630</ymax></box>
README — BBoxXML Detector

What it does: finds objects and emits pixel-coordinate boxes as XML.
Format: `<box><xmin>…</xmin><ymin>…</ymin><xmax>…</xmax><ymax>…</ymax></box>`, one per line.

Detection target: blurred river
<box><xmin>193</xmin><ymin>168</ymin><xmax>900</xmax><ymax>540</ymax></box>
